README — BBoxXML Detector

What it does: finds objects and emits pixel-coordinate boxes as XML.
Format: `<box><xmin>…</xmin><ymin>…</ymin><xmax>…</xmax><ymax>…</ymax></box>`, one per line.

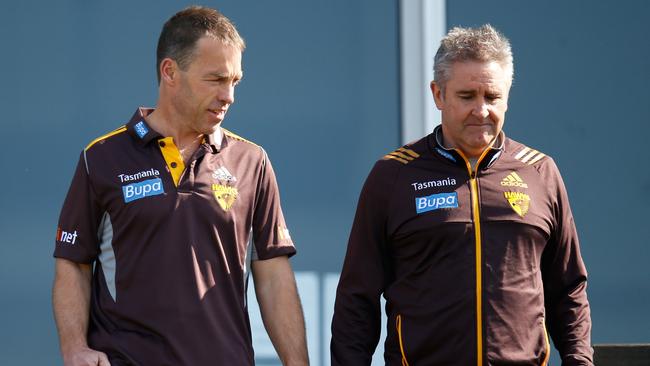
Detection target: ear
<box><xmin>159</xmin><ymin>58</ymin><xmax>178</xmax><ymax>85</ymax></box>
<box><xmin>430</xmin><ymin>81</ymin><xmax>444</xmax><ymax>111</ymax></box>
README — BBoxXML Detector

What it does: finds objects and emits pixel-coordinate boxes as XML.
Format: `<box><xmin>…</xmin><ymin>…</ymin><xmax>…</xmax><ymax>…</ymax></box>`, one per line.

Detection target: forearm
<box><xmin>259</xmin><ymin>283</ymin><xmax>308</xmax><ymax>365</ymax></box>
<box><xmin>253</xmin><ymin>257</ymin><xmax>309</xmax><ymax>366</ymax></box>
<box><xmin>52</xmin><ymin>258</ymin><xmax>93</xmax><ymax>356</ymax></box>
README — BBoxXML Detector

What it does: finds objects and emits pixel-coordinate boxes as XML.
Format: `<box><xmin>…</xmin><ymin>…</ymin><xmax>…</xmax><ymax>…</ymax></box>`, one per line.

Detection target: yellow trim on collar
<box><xmin>158</xmin><ymin>137</ymin><xmax>185</xmax><ymax>187</ymax></box>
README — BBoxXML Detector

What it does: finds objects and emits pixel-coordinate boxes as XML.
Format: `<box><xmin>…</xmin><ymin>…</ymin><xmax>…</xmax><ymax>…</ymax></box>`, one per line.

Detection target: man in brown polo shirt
<box><xmin>52</xmin><ymin>6</ymin><xmax>308</xmax><ymax>366</ymax></box>
<box><xmin>331</xmin><ymin>25</ymin><xmax>593</xmax><ymax>365</ymax></box>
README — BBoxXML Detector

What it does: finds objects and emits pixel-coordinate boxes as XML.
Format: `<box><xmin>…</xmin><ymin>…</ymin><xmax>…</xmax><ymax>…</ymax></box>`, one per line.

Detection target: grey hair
<box><xmin>434</xmin><ymin>24</ymin><xmax>513</xmax><ymax>89</ymax></box>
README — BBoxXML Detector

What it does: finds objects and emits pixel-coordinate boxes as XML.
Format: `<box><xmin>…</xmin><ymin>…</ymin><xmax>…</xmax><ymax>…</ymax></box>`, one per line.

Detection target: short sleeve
<box><xmin>53</xmin><ymin>152</ymin><xmax>102</xmax><ymax>263</ymax></box>
<box><xmin>251</xmin><ymin>149</ymin><xmax>296</xmax><ymax>260</ymax></box>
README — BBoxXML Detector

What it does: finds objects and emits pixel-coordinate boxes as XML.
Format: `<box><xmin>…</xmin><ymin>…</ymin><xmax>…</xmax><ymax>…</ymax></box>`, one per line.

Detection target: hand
<box><xmin>63</xmin><ymin>346</ymin><xmax>111</xmax><ymax>366</ymax></box>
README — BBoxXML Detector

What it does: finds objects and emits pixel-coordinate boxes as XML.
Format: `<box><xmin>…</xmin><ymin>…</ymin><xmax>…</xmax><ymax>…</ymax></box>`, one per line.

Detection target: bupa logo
<box><xmin>122</xmin><ymin>178</ymin><xmax>164</xmax><ymax>203</ymax></box>
<box><xmin>56</xmin><ymin>227</ymin><xmax>78</xmax><ymax>245</ymax></box>
<box><xmin>134</xmin><ymin>121</ymin><xmax>149</xmax><ymax>139</ymax></box>
<box><xmin>415</xmin><ymin>192</ymin><xmax>458</xmax><ymax>214</ymax></box>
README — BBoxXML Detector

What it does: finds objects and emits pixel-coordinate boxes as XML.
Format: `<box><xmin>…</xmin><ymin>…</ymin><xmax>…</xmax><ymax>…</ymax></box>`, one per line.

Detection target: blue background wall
<box><xmin>0</xmin><ymin>0</ymin><xmax>648</xmax><ymax>364</ymax></box>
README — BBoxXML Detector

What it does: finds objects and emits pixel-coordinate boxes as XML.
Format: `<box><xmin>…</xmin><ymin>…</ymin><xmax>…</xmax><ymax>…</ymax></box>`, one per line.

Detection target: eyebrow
<box><xmin>205</xmin><ymin>71</ymin><xmax>243</xmax><ymax>79</ymax></box>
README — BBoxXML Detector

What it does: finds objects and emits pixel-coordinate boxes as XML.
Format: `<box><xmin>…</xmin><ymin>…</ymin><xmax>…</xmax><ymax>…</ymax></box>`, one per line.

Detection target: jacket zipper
<box><xmin>457</xmin><ymin>149</ymin><xmax>490</xmax><ymax>366</ymax></box>
<box><xmin>396</xmin><ymin>314</ymin><xmax>410</xmax><ymax>366</ymax></box>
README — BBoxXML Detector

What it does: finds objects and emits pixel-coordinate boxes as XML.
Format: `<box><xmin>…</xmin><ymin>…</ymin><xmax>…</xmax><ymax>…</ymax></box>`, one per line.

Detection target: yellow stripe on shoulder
<box><xmin>85</xmin><ymin>126</ymin><xmax>127</xmax><ymax>151</ymax></box>
<box><xmin>384</xmin><ymin>154</ymin><xmax>409</xmax><ymax>164</ymax></box>
<box><xmin>222</xmin><ymin>128</ymin><xmax>259</xmax><ymax>147</ymax></box>
<box><xmin>513</xmin><ymin>145</ymin><xmax>547</xmax><ymax>165</ymax></box>
<box><xmin>398</xmin><ymin>147</ymin><xmax>420</xmax><ymax>158</ymax></box>
<box><xmin>382</xmin><ymin>147</ymin><xmax>420</xmax><ymax>164</ymax></box>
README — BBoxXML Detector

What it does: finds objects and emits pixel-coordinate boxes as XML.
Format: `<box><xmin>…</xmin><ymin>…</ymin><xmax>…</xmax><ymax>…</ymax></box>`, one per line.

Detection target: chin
<box><xmin>203</xmin><ymin>122</ymin><xmax>222</xmax><ymax>134</ymax></box>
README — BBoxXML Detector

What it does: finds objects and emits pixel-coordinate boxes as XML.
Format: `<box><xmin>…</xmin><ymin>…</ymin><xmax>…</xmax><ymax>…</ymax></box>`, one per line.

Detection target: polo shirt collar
<box><xmin>126</xmin><ymin>107</ymin><xmax>161</xmax><ymax>146</ymax></box>
<box><xmin>204</xmin><ymin>127</ymin><xmax>224</xmax><ymax>153</ymax></box>
<box><xmin>126</xmin><ymin>107</ymin><xmax>223</xmax><ymax>154</ymax></box>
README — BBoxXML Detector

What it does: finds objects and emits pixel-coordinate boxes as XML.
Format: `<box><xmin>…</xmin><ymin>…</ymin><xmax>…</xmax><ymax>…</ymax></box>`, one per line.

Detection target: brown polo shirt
<box><xmin>54</xmin><ymin>107</ymin><xmax>295</xmax><ymax>365</ymax></box>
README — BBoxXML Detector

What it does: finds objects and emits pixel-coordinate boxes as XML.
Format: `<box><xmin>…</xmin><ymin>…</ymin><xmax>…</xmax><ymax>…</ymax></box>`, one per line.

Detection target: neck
<box><xmin>439</xmin><ymin>132</ymin><xmax>501</xmax><ymax>161</ymax></box>
<box><xmin>145</xmin><ymin>106</ymin><xmax>203</xmax><ymax>151</ymax></box>
<box><xmin>145</xmin><ymin>106</ymin><xmax>206</xmax><ymax>164</ymax></box>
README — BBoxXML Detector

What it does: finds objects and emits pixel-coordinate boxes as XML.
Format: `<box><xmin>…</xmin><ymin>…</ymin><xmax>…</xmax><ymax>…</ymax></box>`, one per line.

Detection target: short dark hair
<box><xmin>156</xmin><ymin>6</ymin><xmax>245</xmax><ymax>82</ymax></box>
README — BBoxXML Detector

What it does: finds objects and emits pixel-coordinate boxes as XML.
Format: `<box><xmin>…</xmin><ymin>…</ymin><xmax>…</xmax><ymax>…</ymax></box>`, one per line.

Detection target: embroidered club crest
<box><xmin>212</xmin><ymin>184</ymin><xmax>238</xmax><ymax>211</ymax></box>
<box><xmin>504</xmin><ymin>191</ymin><xmax>530</xmax><ymax>218</ymax></box>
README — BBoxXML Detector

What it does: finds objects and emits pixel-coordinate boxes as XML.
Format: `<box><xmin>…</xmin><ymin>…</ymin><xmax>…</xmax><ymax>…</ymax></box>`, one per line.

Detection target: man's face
<box><xmin>431</xmin><ymin>60</ymin><xmax>511</xmax><ymax>159</ymax></box>
<box><xmin>172</xmin><ymin>36</ymin><xmax>242</xmax><ymax>135</ymax></box>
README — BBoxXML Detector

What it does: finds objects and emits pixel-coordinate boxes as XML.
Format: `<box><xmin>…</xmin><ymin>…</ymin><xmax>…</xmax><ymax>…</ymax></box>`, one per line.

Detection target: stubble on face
<box><xmin>433</xmin><ymin>60</ymin><xmax>511</xmax><ymax>159</ymax></box>
<box><xmin>172</xmin><ymin>37</ymin><xmax>242</xmax><ymax>137</ymax></box>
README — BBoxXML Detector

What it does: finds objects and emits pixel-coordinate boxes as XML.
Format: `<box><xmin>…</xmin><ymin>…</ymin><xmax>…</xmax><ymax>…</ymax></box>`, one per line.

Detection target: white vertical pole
<box><xmin>400</xmin><ymin>0</ymin><xmax>446</xmax><ymax>144</ymax></box>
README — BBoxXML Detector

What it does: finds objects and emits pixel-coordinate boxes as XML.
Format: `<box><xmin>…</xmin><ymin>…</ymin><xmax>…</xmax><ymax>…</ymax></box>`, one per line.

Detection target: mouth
<box><xmin>465</xmin><ymin>119</ymin><xmax>493</xmax><ymax>128</ymax></box>
<box><xmin>207</xmin><ymin>108</ymin><xmax>227</xmax><ymax>118</ymax></box>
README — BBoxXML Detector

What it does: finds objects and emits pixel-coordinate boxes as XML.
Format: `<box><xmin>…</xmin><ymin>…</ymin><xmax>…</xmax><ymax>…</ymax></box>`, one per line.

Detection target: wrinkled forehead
<box><xmin>448</xmin><ymin>60</ymin><xmax>512</xmax><ymax>89</ymax></box>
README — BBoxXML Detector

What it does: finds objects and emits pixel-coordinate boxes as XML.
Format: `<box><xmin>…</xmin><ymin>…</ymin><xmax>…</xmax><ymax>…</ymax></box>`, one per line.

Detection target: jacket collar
<box><xmin>430</xmin><ymin>125</ymin><xmax>505</xmax><ymax>170</ymax></box>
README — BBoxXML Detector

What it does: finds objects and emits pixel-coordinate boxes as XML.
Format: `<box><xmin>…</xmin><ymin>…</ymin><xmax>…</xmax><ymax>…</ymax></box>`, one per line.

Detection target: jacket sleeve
<box><xmin>330</xmin><ymin>161</ymin><xmax>394</xmax><ymax>366</ymax></box>
<box><xmin>541</xmin><ymin>159</ymin><xmax>593</xmax><ymax>365</ymax></box>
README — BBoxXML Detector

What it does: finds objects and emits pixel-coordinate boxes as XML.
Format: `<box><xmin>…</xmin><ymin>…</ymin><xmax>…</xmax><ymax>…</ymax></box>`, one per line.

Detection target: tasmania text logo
<box><xmin>415</xmin><ymin>192</ymin><xmax>458</xmax><ymax>214</ymax></box>
<box><xmin>56</xmin><ymin>227</ymin><xmax>78</xmax><ymax>245</ymax></box>
<box><xmin>411</xmin><ymin>177</ymin><xmax>457</xmax><ymax>191</ymax></box>
<box><xmin>122</xmin><ymin>178</ymin><xmax>164</xmax><ymax>203</ymax></box>
<box><xmin>118</xmin><ymin>168</ymin><xmax>160</xmax><ymax>183</ymax></box>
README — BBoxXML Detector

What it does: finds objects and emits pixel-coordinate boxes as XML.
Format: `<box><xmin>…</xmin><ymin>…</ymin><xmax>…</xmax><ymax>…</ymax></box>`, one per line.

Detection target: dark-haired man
<box><xmin>53</xmin><ymin>6</ymin><xmax>308</xmax><ymax>366</ymax></box>
<box><xmin>331</xmin><ymin>25</ymin><xmax>593</xmax><ymax>365</ymax></box>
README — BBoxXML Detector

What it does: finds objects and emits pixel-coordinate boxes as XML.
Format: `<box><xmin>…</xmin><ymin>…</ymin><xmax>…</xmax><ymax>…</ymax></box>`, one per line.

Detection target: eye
<box><xmin>485</xmin><ymin>94</ymin><xmax>500</xmax><ymax>103</ymax></box>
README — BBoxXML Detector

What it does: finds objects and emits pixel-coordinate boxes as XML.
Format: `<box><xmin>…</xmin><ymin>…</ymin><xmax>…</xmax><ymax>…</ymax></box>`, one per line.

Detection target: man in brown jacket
<box><xmin>331</xmin><ymin>24</ymin><xmax>593</xmax><ymax>365</ymax></box>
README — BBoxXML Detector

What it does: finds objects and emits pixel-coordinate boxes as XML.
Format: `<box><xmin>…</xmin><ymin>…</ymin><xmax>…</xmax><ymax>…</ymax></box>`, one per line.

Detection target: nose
<box><xmin>472</xmin><ymin>100</ymin><xmax>489</xmax><ymax>119</ymax></box>
<box><xmin>218</xmin><ymin>84</ymin><xmax>235</xmax><ymax>105</ymax></box>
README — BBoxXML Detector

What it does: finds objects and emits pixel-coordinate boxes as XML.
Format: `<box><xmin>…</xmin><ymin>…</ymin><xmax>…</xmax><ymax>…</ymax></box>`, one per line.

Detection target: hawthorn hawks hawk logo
<box><xmin>504</xmin><ymin>191</ymin><xmax>530</xmax><ymax>218</ymax></box>
<box><xmin>211</xmin><ymin>166</ymin><xmax>238</xmax><ymax>211</ymax></box>
<box><xmin>212</xmin><ymin>184</ymin><xmax>238</xmax><ymax>211</ymax></box>
<box><xmin>502</xmin><ymin>172</ymin><xmax>530</xmax><ymax>218</ymax></box>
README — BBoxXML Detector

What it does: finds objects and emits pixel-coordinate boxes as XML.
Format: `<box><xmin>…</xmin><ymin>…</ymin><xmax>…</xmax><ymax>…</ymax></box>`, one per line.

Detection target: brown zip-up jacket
<box><xmin>331</xmin><ymin>127</ymin><xmax>593</xmax><ymax>365</ymax></box>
